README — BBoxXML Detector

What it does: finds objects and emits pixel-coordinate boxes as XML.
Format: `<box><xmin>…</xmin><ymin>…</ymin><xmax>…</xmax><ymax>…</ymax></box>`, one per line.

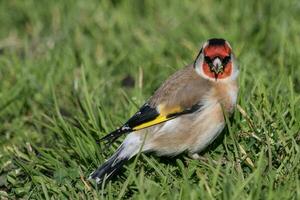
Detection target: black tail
<box><xmin>89</xmin><ymin>147</ymin><xmax>128</xmax><ymax>184</ymax></box>
<box><xmin>99</xmin><ymin>128</ymin><xmax>129</xmax><ymax>147</ymax></box>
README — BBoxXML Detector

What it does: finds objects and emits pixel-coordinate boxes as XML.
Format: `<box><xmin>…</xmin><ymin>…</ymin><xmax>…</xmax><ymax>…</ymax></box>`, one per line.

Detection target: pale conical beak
<box><xmin>211</xmin><ymin>58</ymin><xmax>224</xmax><ymax>74</ymax></box>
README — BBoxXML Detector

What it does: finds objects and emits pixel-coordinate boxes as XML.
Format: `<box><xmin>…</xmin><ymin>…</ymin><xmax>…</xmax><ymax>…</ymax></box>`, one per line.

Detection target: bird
<box><xmin>89</xmin><ymin>38</ymin><xmax>239</xmax><ymax>184</ymax></box>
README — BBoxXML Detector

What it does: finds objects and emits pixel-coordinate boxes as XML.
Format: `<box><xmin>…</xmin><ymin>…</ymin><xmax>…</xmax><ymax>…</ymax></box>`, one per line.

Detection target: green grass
<box><xmin>1</xmin><ymin>0</ymin><xmax>300</xmax><ymax>199</ymax></box>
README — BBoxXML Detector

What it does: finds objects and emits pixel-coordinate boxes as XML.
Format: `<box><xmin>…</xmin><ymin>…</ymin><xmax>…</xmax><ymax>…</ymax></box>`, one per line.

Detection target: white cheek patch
<box><xmin>194</xmin><ymin>55</ymin><xmax>205</xmax><ymax>77</ymax></box>
<box><xmin>195</xmin><ymin>64</ymin><xmax>203</xmax><ymax>77</ymax></box>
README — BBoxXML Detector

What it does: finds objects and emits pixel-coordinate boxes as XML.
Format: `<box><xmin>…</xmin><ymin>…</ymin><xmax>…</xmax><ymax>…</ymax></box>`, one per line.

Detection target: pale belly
<box><xmin>143</xmin><ymin>102</ymin><xmax>226</xmax><ymax>156</ymax></box>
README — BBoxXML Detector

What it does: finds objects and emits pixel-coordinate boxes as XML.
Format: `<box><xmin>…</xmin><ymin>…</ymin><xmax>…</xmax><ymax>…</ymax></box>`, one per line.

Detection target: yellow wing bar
<box><xmin>132</xmin><ymin>105</ymin><xmax>183</xmax><ymax>131</ymax></box>
<box><xmin>132</xmin><ymin>115</ymin><xmax>168</xmax><ymax>131</ymax></box>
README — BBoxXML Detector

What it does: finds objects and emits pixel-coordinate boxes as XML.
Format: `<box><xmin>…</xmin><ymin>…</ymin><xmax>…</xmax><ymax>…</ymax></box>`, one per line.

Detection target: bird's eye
<box><xmin>222</xmin><ymin>55</ymin><xmax>231</xmax><ymax>65</ymax></box>
<box><xmin>204</xmin><ymin>56</ymin><xmax>212</xmax><ymax>64</ymax></box>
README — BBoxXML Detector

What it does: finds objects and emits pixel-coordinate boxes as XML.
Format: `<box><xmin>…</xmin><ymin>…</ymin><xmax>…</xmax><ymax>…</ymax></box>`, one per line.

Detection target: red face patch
<box><xmin>202</xmin><ymin>43</ymin><xmax>232</xmax><ymax>79</ymax></box>
<box><xmin>203</xmin><ymin>44</ymin><xmax>231</xmax><ymax>59</ymax></box>
<box><xmin>202</xmin><ymin>61</ymin><xmax>232</xmax><ymax>79</ymax></box>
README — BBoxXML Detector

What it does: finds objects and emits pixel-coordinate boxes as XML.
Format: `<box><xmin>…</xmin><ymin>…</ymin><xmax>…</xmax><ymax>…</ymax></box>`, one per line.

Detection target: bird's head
<box><xmin>194</xmin><ymin>38</ymin><xmax>238</xmax><ymax>82</ymax></box>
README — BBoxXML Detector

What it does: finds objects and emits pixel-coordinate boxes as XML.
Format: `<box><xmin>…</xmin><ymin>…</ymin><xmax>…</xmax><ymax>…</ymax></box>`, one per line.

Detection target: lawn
<box><xmin>0</xmin><ymin>0</ymin><xmax>300</xmax><ymax>199</ymax></box>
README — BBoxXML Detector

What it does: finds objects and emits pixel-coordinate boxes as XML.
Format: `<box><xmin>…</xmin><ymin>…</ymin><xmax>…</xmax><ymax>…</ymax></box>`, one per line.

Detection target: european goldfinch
<box><xmin>90</xmin><ymin>38</ymin><xmax>239</xmax><ymax>183</ymax></box>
